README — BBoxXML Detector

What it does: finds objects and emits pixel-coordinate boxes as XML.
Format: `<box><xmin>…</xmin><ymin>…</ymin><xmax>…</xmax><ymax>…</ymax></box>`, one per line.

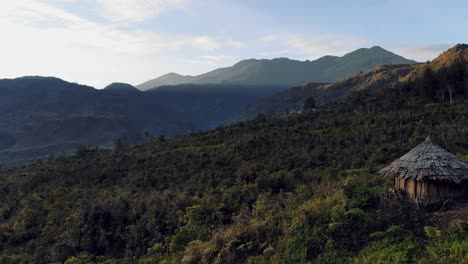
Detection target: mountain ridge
<box><xmin>243</xmin><ymin>44</ymin><xmax>468</xmax><ymax>117</ymax></box>
<box><xmin>2</xmin><ymin>44</ymin><xmax>466</xmax><ymax>165</ymax></box>
<box><xmin>103</xmin><ymin>83</ymin><xmax>141</xmax><ymax>93</ymax></box>
<box><xmin>137</xmin><ymin>46</ymin><xmax>417</xmax><ymax>90</ymax></box>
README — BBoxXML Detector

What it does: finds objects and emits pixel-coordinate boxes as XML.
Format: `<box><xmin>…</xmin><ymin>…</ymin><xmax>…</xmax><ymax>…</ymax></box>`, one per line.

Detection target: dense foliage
<box><xmin>0</xmin><ymin>86</ymin><xmax>467</xmax><ymax>263</ymax></box>
<box><xmin>0</xmin><ymin>77</ymin><xmax>280</xmax><ymax>165</ymax></box>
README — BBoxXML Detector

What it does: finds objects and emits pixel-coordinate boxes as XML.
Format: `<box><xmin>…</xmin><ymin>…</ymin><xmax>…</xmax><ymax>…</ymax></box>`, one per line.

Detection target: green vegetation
<box><xmin>0</xmin><ymin>44</ymin><xmax>467</xmax><ymax>263</ymax></box>
<box><xmin>0</xmin><ymin>77</ymin><xmax>278</xmax><ymax>165</ymax></box>
<box><xmin>0</xmin><ymin>86</ymin><xmax>466</xmax><ymax>263</ymax></box>
<box><xmin>0</xmin><ymin>45</ymin><xmax>448</xmax><ymax>165</ymax></box>
<box><xmin>245</xmin><ymin>63</ymin><xmax>416</xmax><ymax>118</ymax></box>
<box><xmin>248</xmin><ymin>44</ymin><xmax>468</xmax><ymax>120</ymax></box>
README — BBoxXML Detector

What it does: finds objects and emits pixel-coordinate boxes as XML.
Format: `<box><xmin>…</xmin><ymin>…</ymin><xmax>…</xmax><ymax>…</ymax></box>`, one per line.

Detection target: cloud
<box><xmin>96</xmin><ymin>0</ymin><xmax>185</xmax><ymax>23</ymax></box>
<box><xmin>262</xmin><ymin>34</ymin><xmax>369</xmax><ymax>60</ymax></box>
<box><xmin>200</xmin><ymin>55</ymin><xmax>234</xmax><ymax>62</ymax></box>
<box><xmin>258</xmin><ymin>49</ymin><xmax>290</xmax><ymax>58</ymax></box>
<box><xmin>0</xmin><ymin>0</ymin><xmax>243</xmax><ymax>87</ymax></box>
<box><xmin>226</xmin><ymin>40</ymin><xmax>247</xmax><ymax>49</ymax></box>
<box><xmin>190</xmin><ymin>36</ymin><xmax>221</xmax><ymax>51</ymax></box>
<box><xmin>187</xmin><ymin>55</ymin><xmax>235</xmax><ymax>67</ymax></box>
<box><xmin>262</xmin><ymin>34</ymin><xmax>449</xmax><ymax>62</ymax></box>
<box><xmin>189</xmin><ymin>37</ymin><xmax>247</xmax><ymax>51</ymax></box>
<box><xmin>390</xmin><ymin>44</ymin><xmax>453</xmax><ymax>62</ymax></box>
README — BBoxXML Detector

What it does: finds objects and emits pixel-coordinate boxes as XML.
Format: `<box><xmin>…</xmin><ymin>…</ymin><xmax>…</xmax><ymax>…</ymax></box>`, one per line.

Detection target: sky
<box><xmin>0</xmin><ymin>0</ymin><xmax>466</xmax><ymax>88</ymax></box>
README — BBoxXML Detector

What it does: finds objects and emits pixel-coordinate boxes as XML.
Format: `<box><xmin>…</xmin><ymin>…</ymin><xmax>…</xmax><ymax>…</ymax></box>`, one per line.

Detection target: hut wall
<box><xmin>395</xmin><ymin>178</ymin><xmax>468</xmax><ymax>201</ymax></box>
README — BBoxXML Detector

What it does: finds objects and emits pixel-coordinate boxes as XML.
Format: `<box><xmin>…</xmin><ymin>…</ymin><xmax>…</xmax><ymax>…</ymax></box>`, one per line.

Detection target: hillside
<box><xmin>102</xmin><ymin>83</ymin><xmax>141</xmax><ymax>94</ymax></box>
<box><xmin>243</xmin><ymin>64</ymin><xmax>416</xmax><ymax>117</ymax></box>
<box><xmin>0</xmin><ymin>87</ymin><xmax>466</xmax><ymax>263</ymax></box>
<box><xmin>241</xmin><ymin>82</ymin><xmax>329</xmax><ymax>117</ymax></box>
<box><xmin>0</xmin><ymin>78</ymin><xmax>283</xmax><ymax>165</ymax></box>
<box><xmin>0</xmin><ymin>77</ymin><xmax>190</xmax><ymax>165</ymax></box>
<box><xmin>246</xmin><ymin>44</ymin><xmax>468</xmax><ymax>117</ymax></box>
<box><xmin>146</xmin><ymin>84</ymin><xmax>285</xmax><ymax>129</ymax></box>
<box><xmin>138</xmin><ymin>46</ymin><xmax>416</xmax><ymax>90</ymax></box>
<box><xmin>1</xmin><ymin>45</ymin><xmax>466</xmax><ymax>166</ymax></box>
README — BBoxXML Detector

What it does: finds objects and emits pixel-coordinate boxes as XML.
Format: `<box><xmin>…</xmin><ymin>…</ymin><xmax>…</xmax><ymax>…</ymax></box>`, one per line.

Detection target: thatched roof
<box><xmin>379</xmin><ymin>136</ymin><xmax>468</xmax><ymax>183</ymax></box>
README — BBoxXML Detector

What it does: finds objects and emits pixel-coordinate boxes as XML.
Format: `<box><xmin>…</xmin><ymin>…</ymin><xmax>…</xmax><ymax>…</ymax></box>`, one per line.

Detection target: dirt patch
<box><xmin>430</xmin><ymin>201</ymin><xmax>468</xmax><ymax>229</ymax></box>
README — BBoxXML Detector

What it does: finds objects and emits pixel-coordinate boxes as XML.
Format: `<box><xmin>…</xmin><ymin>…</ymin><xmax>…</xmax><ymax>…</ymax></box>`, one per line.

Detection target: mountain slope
<box><xmin>245</xmin><ymin>44</ymin><xmax>468</xmax><ymax>117</ymax></box>
<box><xmin>0</xmin><ymin>88</ymin><xmax>466</xmax><ymax>263</ymax></box>
<box><xmin>138</xmin><ymin>73</ymin><xmax>195</xmax><ymax>89</ymax></box>
<box><xmin>0</xmin><ymin>77</ymin><xmax>190</xmax><ymax>165</ymax></box>
<box><xmin>137</xmin><ymin>46</ymin><xmax>416</xmax><ymax>90</ymax></box>
<box><xmin>103</xmin><ymin>83</ymin><xmax>141</xmax><ymax>94</ymax></box>
<box><xmin>241</xmin><ymin>82</ymin><xmax>329</xmax><ymax>117</ymax></box>
<box><xmin>243</xmin><ymin>64</ymin><xmax>416</xmax><ymax>118</ymax></box>
<box><xmin>2</xmin><ymin>45</ymin><xmax>465</xmax><ymax>165</ymax></box>
<box><xmin>0</xmin><ymin>78</ymin><xmax>283</xmax><ymax>165</ymax></box>
<box><xmin>146</xmin><ymin>84</ymin><xmax>285</xmax><ymax>129</ymax></box>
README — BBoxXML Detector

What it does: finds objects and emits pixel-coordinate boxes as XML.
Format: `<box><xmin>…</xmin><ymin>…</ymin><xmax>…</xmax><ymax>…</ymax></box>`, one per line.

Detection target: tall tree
<box><xmin>303</xmin><ymin>96</ymin><xmax>317</xmax><ymax>110</ymax></box>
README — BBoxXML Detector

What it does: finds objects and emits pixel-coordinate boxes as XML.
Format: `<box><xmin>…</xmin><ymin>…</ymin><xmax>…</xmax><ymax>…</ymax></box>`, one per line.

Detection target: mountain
<box><xmin>0</xmin><ymin>45</ymin><xmax>467</xmax><ymax>263</ymax></box>
<box><xmin>245</xmin><ymin>44</ymin><xmax>468</xmax><ymax>117</ymax></box>
<box><xmin>0</xmin><ymin>78</ymin><xmax>282</xmax><ymax>165</ymax></box>
<box><xmin>0</xmin><ymin>83</ymin><xmax>466</xmax><ymax>262</ymax></box>
<box><xmin>146</xmin><ymin>84</ymin><xmax>285</xmax><ymax>129</ymax></box>
<box><xmin>240</xmin><ymin>82</ymin><xmax>329</xmax><ymax>117</ymax></box>
<box><xmin>138</xmin><ymin>73</ymin><xmax>195</xmax><ymax>89</ymax></box>
<box><xmin>1</xmin><ymin>45</ymin><xmax>464</xmax><ymax>166</ymax></box>
<box><xmin>400</xmin><ymin>43</ymin><xmax>468</xmax><ymax>84</ymax></box>
<box><xmin>103</xmin><ymin>82</ymin><xmax>141</xmax><ymax>94</ymax></box>
<box><xmin>0</xmin><ymin>77</ymin><xmax>191</xmax><ymax>165</ymax></box>
<box><xmin>242</xmin><ymin>64</ymin><xmax>416</xmax><ymax>118</ymax></box>
<box><xmin>137</xmin><ymin>46</ymin><xmax>416</xmax><ymax>90</ymax></box>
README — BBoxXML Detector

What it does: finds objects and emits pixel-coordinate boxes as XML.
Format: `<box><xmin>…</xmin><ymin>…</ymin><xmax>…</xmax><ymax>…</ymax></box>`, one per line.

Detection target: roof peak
<box><xmin>379</xmin><ymin>135</ymin><xmax>468</xmax><ymax>183</ymax></box>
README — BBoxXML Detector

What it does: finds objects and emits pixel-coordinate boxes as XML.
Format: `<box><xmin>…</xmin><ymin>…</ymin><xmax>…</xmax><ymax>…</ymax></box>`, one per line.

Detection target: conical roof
<box><xmin>379</xmin><ymin>136</ymin><xmax>468</xmax><ymax>183</ymax></box>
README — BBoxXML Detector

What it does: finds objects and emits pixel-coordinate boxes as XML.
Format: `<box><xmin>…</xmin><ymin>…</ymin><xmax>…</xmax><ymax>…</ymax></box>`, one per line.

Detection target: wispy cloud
<box><xmin>187</xmin><ymin>55</ymin><xmax>235</xmax><ymax>67</ymax></box>
<box><xmin>190</xmin><ymin>36</ymin><xmax>221</xmax><ymax>51</ymax></box>
<box><xmin>96</xmin><ymin>0</ymin><xmax>186</xmax><ymax>23</ymax></box>
<box><xmin>0</xmin><ymin>0</ymin><xmax>245</xmax><ymax>87</ymax></box>
<box><xmin>390</xmin><ymin>44</ymin><xmax>453</xmax><ymax>62</ymax></box>
<box><xmin>226</xmin><ymin>40</ymin><xmax>247</xmax><ymax>49</ymax></box>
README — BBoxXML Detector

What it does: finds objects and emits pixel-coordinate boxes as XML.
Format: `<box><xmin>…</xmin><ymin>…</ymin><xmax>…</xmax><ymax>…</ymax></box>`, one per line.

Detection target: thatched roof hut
<box><xmin>380</xmin><ymin>136</ymin><xmax>468</xmax><ymax>201</ymax></box>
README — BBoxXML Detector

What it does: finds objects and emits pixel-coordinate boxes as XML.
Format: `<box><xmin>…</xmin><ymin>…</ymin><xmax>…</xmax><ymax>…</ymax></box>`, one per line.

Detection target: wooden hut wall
<box><xmin>395</xmin><ymin>178</ymin><xmax>468</xmax><ymax>200</ymax></box>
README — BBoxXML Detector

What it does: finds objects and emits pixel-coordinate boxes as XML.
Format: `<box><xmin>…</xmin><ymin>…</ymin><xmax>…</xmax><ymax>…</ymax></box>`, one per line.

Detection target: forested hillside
<box><xmin>0</xmin><ymin>78</ymin><xmax>280</xmax><ymax>165</ymax></box>
<box><xmin>243</xmin><ymin>64</ymin><xmax>415</xmax><ymax>117</ymax></box>
<box><xmin>0</xmin><ymin>77</ymin><xmax>191</xmax><ymax>166</ymax></box>
<box><xmin>0</xmin><ymin>46</ymin><xmax>422</xmax><ymax>165</ymax></box>
<box><xmin>246</xmin><ymin>44</ymin><xmax>468</xmax><ymax>118</ymax></box>
<box><xmin>0</xmin><ymin>84</ymin><xmax>467</xmax><ymax>263</ymax></box>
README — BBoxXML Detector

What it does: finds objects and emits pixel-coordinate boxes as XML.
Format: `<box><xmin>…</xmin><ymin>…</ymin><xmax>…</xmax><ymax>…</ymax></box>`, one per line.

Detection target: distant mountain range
<box><xmin>0</xmin><ymin>46</ymin><xmax>426</xmax><ymax>165</ymax></box>
<box><xmin>137</xmin><ymin>46</ymin><xmax>416</xmax><ymax>90</ymax></box>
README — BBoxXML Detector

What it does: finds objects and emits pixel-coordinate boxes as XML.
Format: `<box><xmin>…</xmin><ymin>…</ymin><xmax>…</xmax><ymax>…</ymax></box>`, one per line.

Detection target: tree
<box><xmin>76</xmin><ymin>144</ymin><xmax>91</xmax><ymax>158</ymax></box>
<box><xmin>420</xmin><ymin>67</ymin><xmax>437</xmax><ymax>98</ymax></box>
<box><xmin>114</xmin><ymin>136</ymin><xmax>129</xmax><ymax>152</ymax></box>
<box><xmin>447</xmin><ymin>57</ymin><xmax>465</xmax><ymax>97</ymax></box>
<box><xmin>157</xmin><ymin>135</ymin><xmax>166</xmax><ymax>143</ymax></box>
<box><xmin>464</xmin><ymin>65</ymin><xmax>468</xmax><ymax>98</ymax></box>
<box><xmin>303</xmin><ymin>96</ymin><xmax>317</xmax><ymax>110</ymax></box>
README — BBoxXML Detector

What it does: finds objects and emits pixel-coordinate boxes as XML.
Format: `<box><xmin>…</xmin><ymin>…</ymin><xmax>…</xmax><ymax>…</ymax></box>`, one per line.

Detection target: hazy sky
<box><xmin>0</xmin><ymin>0</ymin><xmax>465</xmax><ymax>88</ymax></box>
